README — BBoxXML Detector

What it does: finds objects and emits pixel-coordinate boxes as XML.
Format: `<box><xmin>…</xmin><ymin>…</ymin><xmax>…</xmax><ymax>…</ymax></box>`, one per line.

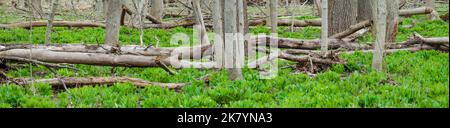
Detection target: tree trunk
<box><xmin>357</xmin><ymin>0</ymin><xmax>372</xmax><ymax>22</ymax></box>
<box><xmin>269</xmin><ymin>0</ymin><xmax>278</xmax><ymax>34</ymax></box>
<box><xmin>328</xmin><ymin>0</ymin><xmax>358</xmax><ymax>35</ymax></box>
<box><xmin>192</xmin><ymin>0</ymin><xmax>209</xmax><ymax>45</ymax></box>
<box><xmin>224</xmin><ymin>0</ymin><xmax>243</xmax><ymax>80</ymax></box>
<box><xmin>95</xmin><ymin>0</ymin><xmax>104</xmax><ymax>21</ymax></box>
<box><xmin>213</xmin><ymin>0</ymin><xmax>224</xmax><ymax>68</ymax></box>
<box><xmin>321</xmin><ymin>0</ymin><xmax>328</xmax><ymax>54</ymax></box>
<box><xmin>105</xmin><ymin>0</ymin><xmax>122</xmax><ymax>47</ymax></box>
<box><xmin>133</xmin><ymin>0</ymin><xmax>145</xmax><ymax>46</ymax></box>
<box><xmin>45</xmin><ymin>0</ymin><xmax>59</xmax><ymax>45</ymax></box>
<box><xmin>150</xmin><ymin>0</ymin><xmax>164</xmax><ymax>21</ymax></box>
<box><xmin>371</xmin><ymin>0</ymin><xmax>387</xmax><ymax>72</ymax></box>
<box><xmin>386</xmin><ymin>0</ymin><xmax>399</xmax><ymax>43</ymax></box>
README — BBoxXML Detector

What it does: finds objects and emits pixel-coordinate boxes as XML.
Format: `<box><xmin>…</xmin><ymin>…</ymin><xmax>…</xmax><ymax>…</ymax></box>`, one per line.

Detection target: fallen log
<box><xmin>0</xmin><ymin>44</ymin><xmax>213</xmax><ymax>59</ymax></box>
<box><xmin>142</xmin><ymin>20</ymin><xmax>196</xmax><ymax>29</ymax></box>
<box><xmin>250</xmin><ymin>36</ymin><xmax>371</xmax><ymax>50</ymax></box>
<box><xmin>330</xmin><ymin>20</ymin><xmax>371</xmax><ymax>39</ymax></box>
<box><xmin>249</xmin><ymin>19</ymin><xmax>321</xmax><ymax>27</ymax></box>
<box><xmin>11</xmin><ymin>77</ymin><xmax>187</xmax><ymax>89</ymax></box>
<box><xmin>0</xmin><ymin>21</ymin><xmax>106</xmax><ymax>29</ymax></box>
<box><xmin>412</xmin><ymin>32</ymin><xmax>449</xmax><ymax>45</ymax></box>
<box><xmin>250</xmin><ymin>34</ymin><xmax>449</xmax><ymax>51</ymax></box>
<box><xmin>0</xmin><ymin>44</ymin><xmax>214</xmax><ymax>68</ymax></box>
<box><xmin>399</xmin><ymin>7</ymin><xmax>440</xmax><ymax>20</ymax></box>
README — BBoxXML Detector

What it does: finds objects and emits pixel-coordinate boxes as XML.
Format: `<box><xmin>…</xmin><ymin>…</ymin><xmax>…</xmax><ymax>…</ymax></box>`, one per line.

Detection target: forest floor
<box><xmin>0</xmin><ymin>4</ymin><xmax>448</xmax><ymax>108</ymax></box>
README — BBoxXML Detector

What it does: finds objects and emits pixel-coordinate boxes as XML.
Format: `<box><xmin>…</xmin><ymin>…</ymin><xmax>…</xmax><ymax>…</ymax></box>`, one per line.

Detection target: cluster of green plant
<box><xmin>0</xmin><ymin>26</ymin><xmax>195</xmax><ymax>47</ymax></box>
<box><xmin>0</xmin><ymin>50</ymin><xmax>448</xmax><ymax>108</ymax></box>
<box><xmin>0</xmin><ymin>5</ymin><xmax>448</xmax><ymax>108</ymax></box>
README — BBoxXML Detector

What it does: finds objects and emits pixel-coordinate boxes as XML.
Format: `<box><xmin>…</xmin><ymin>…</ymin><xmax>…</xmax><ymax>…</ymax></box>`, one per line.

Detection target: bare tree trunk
<box><xmin>357</xmin><ymin>0</ymin><xmax>372</xmax><ymax>22</ymax></box>
<box><xmin>105</xmin><ymin>0</ymin><xmax>122</xmax><ymax>47</ymax></box>
<box><xmin>132</xmin><ymin>0</ymin><xmax>146</xmax><ymax>46</ymax></box>
<box><xmin>213</xmin><ymin>0</ymin><xmax>224</xmax><ymax>68</ymax></box>
<box><xmin>371</xmin><ymin>0</ymin><xmax>387</xmax><ymax>72</ymax></box>
<box><xmin>328</xmin><ymin>0</ymin><xmax>357</xmax><ymax>35</ymax></box>
<box><xmin>150</xmin><ymin>0</ymin><xmax>164</xmax><ymax>21</ymax></box>
<box><xmin>265</xmin><ymin>0</ymin><xmax>271</xmax><ymax>27</ymax></box>
<box><xmin>224</xmin><ymin>0</ymin><xmax>243</xmax><ymax>80</ymax></box>
<box><xmin>45</xmin><ymin>0</ymin><xmax>59</xmax><ymax>45</ymax></box>
<box><xmin>95</xmin><ymin>0</ymin><xmax>104</xmax><ymax>21</ymax></box>
<box><xmin>269</xmin><ymin>0</ymin><xmax>278</xmax><ymax>34</ymax></box>
<box><xmin>192</xmin><ymin>0</ymin><xmax>209</xmax><ymax>45</ymax></box>
<box><xmin>321</xmin><ymin>0</ymin><xmax>328</xmax><ymax>54</ymax></box>
<box><xmin>386</xmin><ymin>0</ymin><xmax>399</xmax><ymax>43</ymax></box>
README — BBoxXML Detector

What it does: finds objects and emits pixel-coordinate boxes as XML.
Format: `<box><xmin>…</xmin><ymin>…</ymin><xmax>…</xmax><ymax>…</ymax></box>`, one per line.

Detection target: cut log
<box><xmin>12</xmin><ymin>77</ymin><xmax>187</xmax><ymax>89</ymax></box>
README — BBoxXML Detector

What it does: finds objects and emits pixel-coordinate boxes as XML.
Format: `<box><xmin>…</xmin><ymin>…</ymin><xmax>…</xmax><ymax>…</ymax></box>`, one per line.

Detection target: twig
<box><xmin>0</xmin><ymin>56</ymin><xmax>79</xmax><ymax>71</ymax></box>
<box><xmin>156</xmin><ymin>57</ymin><xmax>177</xmax><ymax>75</ymax></box>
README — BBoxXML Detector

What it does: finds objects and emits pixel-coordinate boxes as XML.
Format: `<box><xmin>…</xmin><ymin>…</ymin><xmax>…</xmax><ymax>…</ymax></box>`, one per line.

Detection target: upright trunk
<box><xmin>105</xmin><ymin>0</ymin><xmax>122</xmax><ymax>47</ymax></box>
<box><xmin>357</xmin><ymin>0</ymin><xmax>372</xmax><ymax>22</ymax></box>
<box><xmin>371</xmin><ymin>0</ymin><xmax>387</xmax><ymax>72</ymax></box>
<box><xmin>95</xmin><ymin>0</ymin><xmax>104</xmax><ymax>21</ymax></box>
<box><xmin>213</xmin><ymin>0</ymin><xmax>224</xmax><ymax>68</ymax></box>
<box><xmin>150</xmin><ymin>0</ymin><xmax>164</xmax><ymax>21</ymax></box>
<box><xmin>321</xmin><ymin>0</ymin><xmax>328</xmax><ymax>54</ymax></box>
<box><xmin>224</xmin><ymin>0</ymin><xmax>244</xmax><ymax>80</ymax></box>
<box><xmin>45</xmin><ymin>0</ymin><xmax>59</xmax><ymax>45</ymax></box>
<box><xmin>133</xmin><ymin>0</ymin><xmax>145</xmax><ymax>46</ymax></box>
<box><xmin>269</xmin><ymin>0</ymin><xmax>278</xmax><ymax>34</ymax></box>
<box><xmin>265</xmin><ymin>0</ymin><xmax>271</xmax><ymax>27</ymax></box>
<box><xmin>386</xmin><ymin>0</ymin><xmax>399</xmax><ymax>43</ymax></box>
<box><xmin>243</xmin><ymin>0</ymin><xmax>249</xmax><ymax>34</ymax></box>
<box><xmin>328</xmin><ymin>0</ymin><xmax>357</xmax><ymax>35</ymax></box>
<box><xmin>192</xmin><ymin>0</ymin><xmax>209</xmax><ymax>45</ymax></box>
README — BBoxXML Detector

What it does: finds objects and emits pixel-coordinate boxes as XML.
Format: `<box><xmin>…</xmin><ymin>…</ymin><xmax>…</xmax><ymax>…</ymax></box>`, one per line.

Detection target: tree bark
<box><xmin>328</xmin><ymin>0</ymin><xmax>358</xmax><ymax>35</ymax></box>
<box><xmin>105</xmin><ymin>0</ymin><xmax>122</xmax><ymax>47</ymax></box>
<box><xmin>95</xmin><ymin>0</ymin><xmax>104</xmax><ymax>21</ymax></box>
<box><xmin>371</xmin><ymin>0</ymin><xmax>387</xmax><ymax>72</ymax></box>
<box><xmin>357</xmin><ymin>0</ymin><xmax>372</xmax><ymax>22</ymax></box>
<box><xmin>132</xmin><ymin>0</ymin><xmax>145</xmax><ymax>46</ymax></box>
<box><xmin>45</xmin><ymin>0</ymin><xmax>59</xmax><ymax>45</ymax></box>
<box><xmin>150</xmin><ymin>0</ymin><xmax>164</xmax><ymax>21</ymax></box>
<box><xmin>224</xmin><ymin>0</ymin><xmax>243</xmax><ymax>80</ymax></box>
<box><xmin>269</xmin><ymin>0</ymin><xmax>278</xmax><ymax>34</ymax></box>
<box><xmin>321</xmin><ymin>0</ymin><xmax>329</xmax><ymax>54</ymax></box>
<box><xmin>386</xmin><ymin>0</ymin><xmax>399</xmax><ymax>43</ymax></box>
<box><xmin>213</xmin><ymin>0</ymin><xmax>224</xmax><ymax>68</ymax></box>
